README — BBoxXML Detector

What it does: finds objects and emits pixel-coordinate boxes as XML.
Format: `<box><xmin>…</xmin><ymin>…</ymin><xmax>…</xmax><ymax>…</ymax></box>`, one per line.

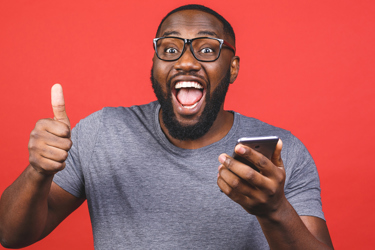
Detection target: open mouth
<box><xmin>173</xmin><ymin>81</ymin><xmax>205</xmax><ymax>110</ymax></box>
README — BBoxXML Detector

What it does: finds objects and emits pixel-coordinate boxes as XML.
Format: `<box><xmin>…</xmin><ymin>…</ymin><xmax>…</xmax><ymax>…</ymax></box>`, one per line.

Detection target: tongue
<box><xmin>176</xmin><ymin>88</ymin><xmax>203</xmax><ymax>106</ymax></box>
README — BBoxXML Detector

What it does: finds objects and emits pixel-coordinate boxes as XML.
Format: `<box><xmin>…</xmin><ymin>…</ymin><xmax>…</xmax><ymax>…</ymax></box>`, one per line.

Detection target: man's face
<box><xmin>151</xmin><ymin>10</ymin><xmax>238</xmax><ymax>140</ymax></box>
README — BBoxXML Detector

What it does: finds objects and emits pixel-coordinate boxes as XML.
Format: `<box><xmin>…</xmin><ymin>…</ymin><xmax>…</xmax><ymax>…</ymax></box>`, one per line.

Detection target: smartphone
<box><xmin>233</xmin><ymin>136</ymin><xmax>279</xmax><ymax>172</ymax></box>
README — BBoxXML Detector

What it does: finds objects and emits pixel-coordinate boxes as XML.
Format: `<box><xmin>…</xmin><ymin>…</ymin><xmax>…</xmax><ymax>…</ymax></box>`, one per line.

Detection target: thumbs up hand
<box><xmin>28</xmin><ymin>84</ymin><xmax>73</xmax><ymax>176</ymax></box>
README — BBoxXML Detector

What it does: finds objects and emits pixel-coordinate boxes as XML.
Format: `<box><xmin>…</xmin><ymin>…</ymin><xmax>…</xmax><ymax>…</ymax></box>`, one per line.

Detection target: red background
<box><xmin>1</xmin><ymin>1</ymin><xmax>374</xmax><ymax>249</ymax></box>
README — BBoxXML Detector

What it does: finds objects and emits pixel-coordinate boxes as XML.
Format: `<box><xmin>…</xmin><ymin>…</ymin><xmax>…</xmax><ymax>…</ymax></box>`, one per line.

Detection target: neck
<box><xmin>159</xmin><ymin>108</ymin><xmax>234</xmax><ymax>149</ymax></box>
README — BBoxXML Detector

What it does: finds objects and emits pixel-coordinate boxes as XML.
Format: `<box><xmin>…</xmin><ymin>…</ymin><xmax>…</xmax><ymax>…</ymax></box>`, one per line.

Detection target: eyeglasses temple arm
<box><xmin>223</xmin><ymin>40</ymin><xmax>236</xmax><ymax>54</ymax></box>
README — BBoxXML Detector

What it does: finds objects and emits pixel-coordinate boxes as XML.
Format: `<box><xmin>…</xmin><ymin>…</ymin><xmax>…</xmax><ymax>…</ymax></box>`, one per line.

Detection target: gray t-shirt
<box><xmin>54</xmin><ymin>101</ymin><xmax>324</xmax><ymax>249</ymax></box>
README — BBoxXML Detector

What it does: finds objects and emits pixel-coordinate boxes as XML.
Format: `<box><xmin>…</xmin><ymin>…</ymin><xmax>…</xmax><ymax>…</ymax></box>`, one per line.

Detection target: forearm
<box><xmin>257</xmin><ymin>198</ymin><xmax>333</xmax><ymax>250</ymax></box>
<box><xmin>0</xmin><ymin>165</ymin><xmax>53</xmax><ymax>248</ymax></box>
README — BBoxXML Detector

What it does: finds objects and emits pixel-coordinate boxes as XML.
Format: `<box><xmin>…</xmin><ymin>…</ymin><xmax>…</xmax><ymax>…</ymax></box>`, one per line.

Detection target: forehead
<box><xmin>158</xmin><ymin>10</ymin><xmax>225</xmax><ymax>39</ymax></box>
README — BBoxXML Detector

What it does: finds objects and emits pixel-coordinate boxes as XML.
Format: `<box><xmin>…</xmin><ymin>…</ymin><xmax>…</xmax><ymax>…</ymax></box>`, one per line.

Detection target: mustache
<box><xmin>150</xmin><ymin>66</ymin><xmax>209</xmax><ymax>91</ymax></box>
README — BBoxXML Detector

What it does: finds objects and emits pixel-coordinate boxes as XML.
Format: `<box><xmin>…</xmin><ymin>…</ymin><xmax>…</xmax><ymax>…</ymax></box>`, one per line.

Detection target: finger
<box><xmin>218</xmin><ymin>164</ymin><xmax>256</xmax><ymax>191</ymax></box>
<box><xmin>218</xmin><ymin>154</ymin><xmax>270</xmax><ymax>188</ymax></box>
<box><xmin>217</xmin><ymin>174</ymin><xmax>257</xmax><ymax>213</ymax></box>
<box><xmin>40</xmin><ymin>145</ymin><xmax>70</xmax><ymax>163</ymax></box>
<box><xmin>271</xmin><ymin>139</ymin><xmax>284</xmax><ymax>169</ymax></box>
<box><xmin>217</xmin><ymin>172</ymin><xmax>249</xmax><ymax>201</ymax></box>
<box><xmin>234</xmin><ymin>145</ymin><xmax>276</xmax><ymax>176</ymax></box>
<box><xmin>218</xmin><ymin>169</ymin><xmax>283</xmax><ymax>216</ymax></box>
<box><xmin>35</xmin><ymin>119</ymin><xmax>71</xmax><ymax>138</ymax></box>
<box><xmin>45</xmin><ymin>136</ymin><xmax>72</xmax><ymax>151</ymax></box>
<box><xmin>51</xmin><ymin>83</ymin><xmax>71</xmax><ymax>128</ymax></box>
<box><xmin>33</xmin><ymin>157</ymin><xmax>66</xmax><ymax>175</ymax></box>
<box><xmin>30</xmin><ymin>129</ymin><xmax>72</xmax><ymax>152</ymax></box>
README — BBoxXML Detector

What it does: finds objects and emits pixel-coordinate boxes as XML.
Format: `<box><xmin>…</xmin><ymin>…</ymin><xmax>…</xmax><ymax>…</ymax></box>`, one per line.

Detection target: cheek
<box><xmin>152</xmin><ymin>62</ymin><xmax>171</xmax><ymax>94</ymax></box>
<box><xmin>153</xmin><ymin>60</ymin><xmax>172</xmax><ymax>81</ymax></box>
<box><xmin>205</xmin><ymin>62</ymin><xmax>229</xmax><ymax>84</ymax></box>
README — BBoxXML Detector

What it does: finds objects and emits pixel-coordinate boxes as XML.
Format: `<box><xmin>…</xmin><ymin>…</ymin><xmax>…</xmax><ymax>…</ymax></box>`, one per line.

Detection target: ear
<box><xmin>229</xmin><ymin>56</ymin><xmax>240</xmax><ymax>83</ymax></box>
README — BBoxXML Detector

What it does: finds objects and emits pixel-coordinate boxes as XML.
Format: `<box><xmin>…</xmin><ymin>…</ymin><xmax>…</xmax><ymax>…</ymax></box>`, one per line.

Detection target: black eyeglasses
<box><xmin>153</xmin><ymin>37</ymin><xmax>236</xmax><ymax>62</ymax></box>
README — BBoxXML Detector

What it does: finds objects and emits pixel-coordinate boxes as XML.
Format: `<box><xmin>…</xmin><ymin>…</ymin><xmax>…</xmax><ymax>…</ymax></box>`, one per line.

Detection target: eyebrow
<box><xmin>161</xmin><ymin>31</ymin><xmax>181</xmax><ymax>37</ymax></box>
<box><xmin>197</xmin><ymin>30</ymin><xmax>219</xmax><ymax>37</ymax></box>
<box><xmin>161</xmin><ymin>30</ymin><xmax>219</xmax><ymax>38</ymax></box>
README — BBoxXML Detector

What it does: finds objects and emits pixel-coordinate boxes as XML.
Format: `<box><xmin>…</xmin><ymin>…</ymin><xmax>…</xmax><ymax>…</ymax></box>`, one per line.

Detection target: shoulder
<box><xmin>234</xmin><ymin>112</ymin><xmax>293</xmax><ymax>142</ymax></box>
<box><xmin>75</xmin><ymin>101</ymin><xmax>159</xmax><ymax>130</ymax></box>
<box><xmin>70</xmin><ymin>101</ymin><xmax>160</xmax><ymax>148</ymax></box>
<box><xmin>233</xmin><ymin>112</ymin><xmax>312</xmax><ymax>167</ymax></box>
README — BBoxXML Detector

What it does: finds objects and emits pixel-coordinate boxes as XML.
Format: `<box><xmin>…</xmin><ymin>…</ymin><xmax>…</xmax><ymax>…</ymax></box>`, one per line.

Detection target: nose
<box><xmin>173</xmin><ymin>45</ymin><xmax>201</xmax><ymax>72</ymax></box>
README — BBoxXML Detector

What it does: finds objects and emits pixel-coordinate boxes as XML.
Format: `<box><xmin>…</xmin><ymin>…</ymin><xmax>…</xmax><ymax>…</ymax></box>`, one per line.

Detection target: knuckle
<box><xmin>29</xmin><ymin>129</ymin><xmax>40</xmax><ymax>140</ymax></box>
<box><xmin>243</xmin><ymin>170</ymin><xmax>255</xmax><ymax>182</ymax></box>
<box><xmin>258</xmin><ymin>155</ymin><xmax>268</xmax><ymax>167</ymax></box>
<box><xmin>257</xmin><ymin>195</ymin><xmax>268</xmax><ymax>206</ymax></box>
<box><xmin>28</xmin><ymin>140</ymin><xmax>42</xmax><ymax>153</ymax></box>
<box><xmin>62</xmin><ymin>126</ymin><xmax>71</xmax><ymax>138</ymax></box>
<box><xmin>230</xmin><ymin>178</ymin><xmax>241</xmax><ymax>189</ymax></box>
<box><xmin>254</xmin><ymin>155</ymin><xmax>268</xmax><ymax>169</ymax></box>
<box><xmin>225</xmin><ymin>157</ymin><xmax>235</xmax><ymax>170</ymax></box>
<box><xmin>226</xmin><ymin>188</ymin><xmax>237</xmax><ymax>199</ymax></box>
<box><xmin>266</xmin><ymin>186</ymin><xmax>278</xmax><ymax>197</ymax></box>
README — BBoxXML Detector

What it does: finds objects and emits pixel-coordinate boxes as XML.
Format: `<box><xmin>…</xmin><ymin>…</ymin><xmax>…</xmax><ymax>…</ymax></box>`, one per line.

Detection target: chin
<box><xmin>150</xmin><ymin>67</ymin><xmax>231</xmax><ymax>141</ymax></box>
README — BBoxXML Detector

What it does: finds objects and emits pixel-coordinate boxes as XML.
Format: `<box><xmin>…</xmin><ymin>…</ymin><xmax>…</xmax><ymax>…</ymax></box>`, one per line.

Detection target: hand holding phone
<box><xmin>233</xmin><ymin>136</ymin><xmax>279</xmax><ymax>172</ymax></box>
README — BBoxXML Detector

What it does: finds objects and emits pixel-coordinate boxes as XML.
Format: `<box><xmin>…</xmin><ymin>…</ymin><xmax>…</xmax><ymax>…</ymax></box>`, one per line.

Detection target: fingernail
<box><xmin>218</xmin><ymin>154</ymin><xmax>226</xmax><ymax>164</ymax></box>
<box><xmin>236</xmin><ymin>145</ymin><xmax>246</xmax><ymax>154</ymax></box>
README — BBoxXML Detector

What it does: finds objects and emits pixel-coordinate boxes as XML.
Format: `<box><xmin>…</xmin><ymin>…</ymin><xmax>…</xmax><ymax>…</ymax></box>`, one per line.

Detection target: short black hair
<box><xmin>155</xmin><ymin>4</ymin><xmax>236</xmax><ymax>45</ymax></box>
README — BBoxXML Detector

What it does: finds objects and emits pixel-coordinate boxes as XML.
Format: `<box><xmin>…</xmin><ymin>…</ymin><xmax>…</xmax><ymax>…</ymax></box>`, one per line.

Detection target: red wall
<box><xmin>1</xmin><ymin>1</ymin><xmax>374</xmax><ymax>249</ymax></box>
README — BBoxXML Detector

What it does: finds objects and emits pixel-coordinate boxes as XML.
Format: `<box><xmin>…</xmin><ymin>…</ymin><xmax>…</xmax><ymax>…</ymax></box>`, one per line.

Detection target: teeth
<box><xmin>175</xmin><ymin>81</ymin><xmax>203</xmax><ymax>89</ymax></box>
<box><xmin>182</xmin><ymin>102</ymin><xmax>198</xmax><ymax>109</ymax></box>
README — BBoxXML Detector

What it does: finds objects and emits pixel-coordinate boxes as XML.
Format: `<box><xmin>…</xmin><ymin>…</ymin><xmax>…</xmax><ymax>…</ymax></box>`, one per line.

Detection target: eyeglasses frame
<box><xmin>153</xmin><ymin>36</ymin><xmax>236</xmax><ymax>62</ymax></box>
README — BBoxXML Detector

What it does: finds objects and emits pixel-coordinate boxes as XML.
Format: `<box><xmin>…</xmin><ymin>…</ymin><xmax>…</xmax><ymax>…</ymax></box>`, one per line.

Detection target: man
<box><xmin>0</xmin><ymin>4</ymin><xmax>333</xmax><ymax>249</ymax></box>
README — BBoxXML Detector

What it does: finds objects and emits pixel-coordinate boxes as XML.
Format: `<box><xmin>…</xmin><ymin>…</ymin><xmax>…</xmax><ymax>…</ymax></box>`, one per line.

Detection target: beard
<box><xmin>151</xmin><ymin>68</ymin><xmax>231</xmax><ymax>141</ymax></box>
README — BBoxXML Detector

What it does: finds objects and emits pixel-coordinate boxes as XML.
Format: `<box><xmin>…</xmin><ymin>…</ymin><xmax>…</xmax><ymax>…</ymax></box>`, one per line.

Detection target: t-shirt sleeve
<box><xmin>283</xmin><ymin>134</ymin><xmax>325</xmax><ymax>220</ymax></box>
<box><xmin>53</xmin><ymin>110</ymin><xmax>103</xmax><ymax>198</ymax></box>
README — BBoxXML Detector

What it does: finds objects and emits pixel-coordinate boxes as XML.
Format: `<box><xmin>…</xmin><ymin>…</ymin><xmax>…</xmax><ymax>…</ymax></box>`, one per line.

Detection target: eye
<box><xmin>165</xmin><ymin>47</ymin><xmax>178</xmax><ymax>54</ymax></box>
<box><xmin>199</xmin><ymin>47</ymin><xmax>214</xmax><ymax>53</ymax></box>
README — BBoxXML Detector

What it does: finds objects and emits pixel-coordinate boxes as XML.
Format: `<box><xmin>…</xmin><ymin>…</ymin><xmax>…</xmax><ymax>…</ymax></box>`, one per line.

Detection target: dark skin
<box><xmin>0</xmin><ymin>10</ymin><xmax>333</xmax><ymax>249</ymax></box>
<box><xmin>0</xmin><ymin>84</ymin><xmax>85</xmax><ymax>248</ymax></box>
<box><xmin>153</xmin><ymin>10</ymin><xmax>239</xmax><ymax>149</ymax></box>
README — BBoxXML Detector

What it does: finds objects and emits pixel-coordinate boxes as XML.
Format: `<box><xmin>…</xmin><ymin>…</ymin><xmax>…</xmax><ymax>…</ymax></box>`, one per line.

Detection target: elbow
<box><xmin>0</xmin><ymin>226</ymin><xmax>13</xmax><ymax>248</ymax></box>
<box><xmin>1</xmin><ymin>238</ymin><xmax>33</xmax><ymax>249</ymax></box>
<box><xmin>0</xmin><ymin>231</ymin><xmax>34</xmax><ymax>249</ymax></box>
<box><xmin>1</xmin><ymin>236</ymin><xmax>18</xmax><ymax>249</ymax></box>
<box><xmin>0</xmin><ymin>236</ymin><xmax>14</xmax><ymax>249</ymax></box>
<box><xmin>0</xmin><ymin>241</ymin><xmax>12</xmax><ymax>249</ymax></box>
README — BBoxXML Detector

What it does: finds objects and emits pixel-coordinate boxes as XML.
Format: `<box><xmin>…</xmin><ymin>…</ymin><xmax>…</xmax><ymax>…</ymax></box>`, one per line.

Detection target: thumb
<box><xmin>271</xmin><ymin>139</ymin><xmax>284</xmax><ymax>168</ymax></box>
<box><xmin>51</xmin><ymin>83</ymin><xmax>71</xmax><ymax>128</ymax></box>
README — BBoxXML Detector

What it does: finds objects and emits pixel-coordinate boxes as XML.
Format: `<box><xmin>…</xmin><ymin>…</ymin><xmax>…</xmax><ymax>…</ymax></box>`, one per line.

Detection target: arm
<box><xmin>0</xmin><ymin>84</ymin><xmax>83</xmax><ymax>248</ymax></box>
<box><xmin>217</xmin><ymin>140</ymin><xmax>333</xmax><ymax>249</ymax></box>
<box><xmin>0</xmin><ymin>168</ymin><xmax>84</xmax><ymax>248</ymax></box>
